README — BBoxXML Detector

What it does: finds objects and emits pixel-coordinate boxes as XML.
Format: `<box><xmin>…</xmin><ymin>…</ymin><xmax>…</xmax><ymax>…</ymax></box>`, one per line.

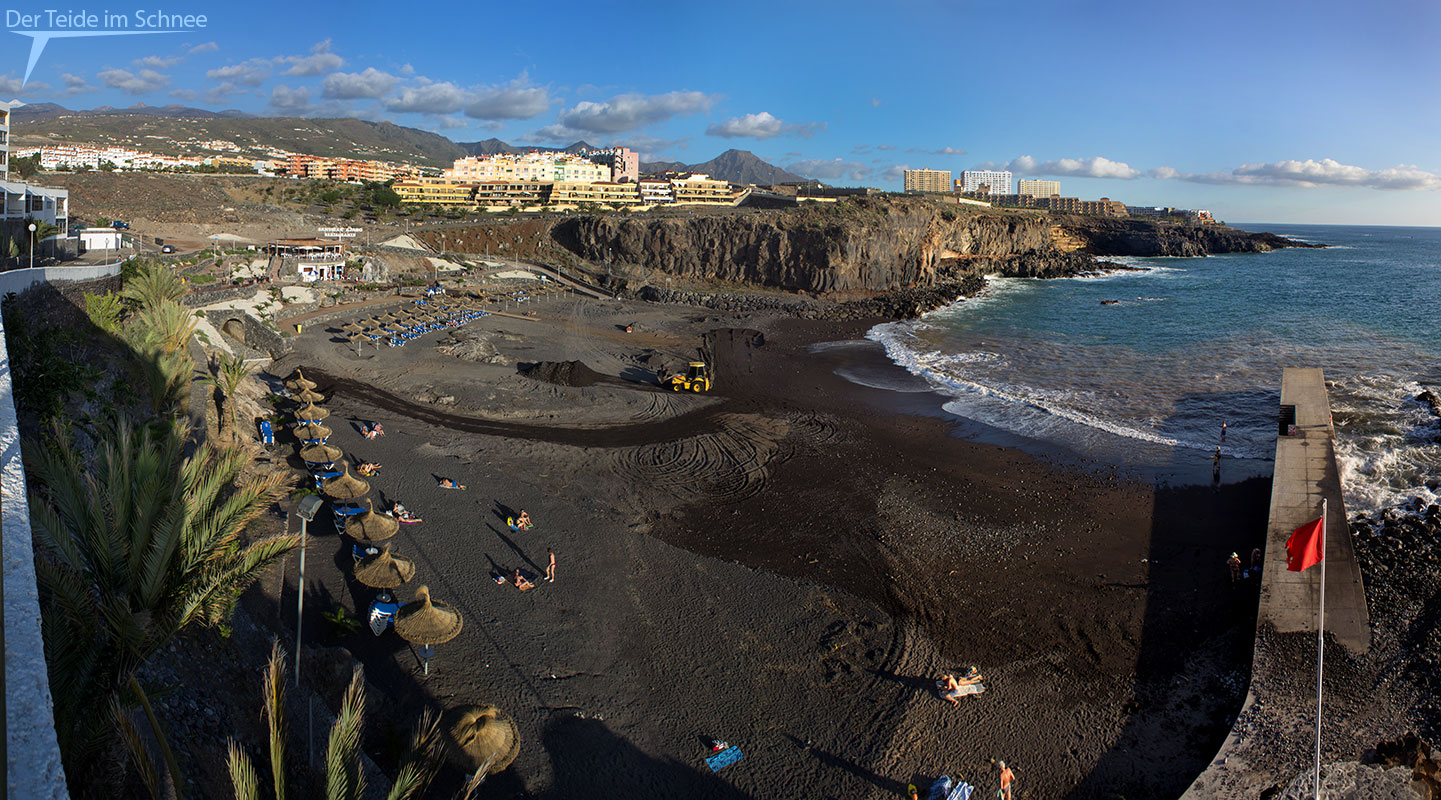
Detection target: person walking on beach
<box><xmin>1220</xmin><ymin>420</ymin><xmax>1228</xmax><ymax>443</ymax></box>
<box><xmin>546</xmin><ymin>547</ymin><xmax>556</xmax><ymax>582</ymax></box>
<box><xmin>1212</xmin><ymin>447</ymin><xmax>1222</xmax><ymax>483</ymax></box>
<box><xmin>996</xmin><ymin>760</ymin><xmax>1015</xmax><ymax>800</ymax></box>
<box><xmin>1227</xmin><ymin>552</ymin><xmax>1243</xmax><ymax>583</ymax></box>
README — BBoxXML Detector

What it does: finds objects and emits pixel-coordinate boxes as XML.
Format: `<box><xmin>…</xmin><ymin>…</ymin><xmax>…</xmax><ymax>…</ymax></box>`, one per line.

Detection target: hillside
<box><xmin>10</xmin><ymin>106</ymin><xmax>468</xmax><ymax>167</ymax></box>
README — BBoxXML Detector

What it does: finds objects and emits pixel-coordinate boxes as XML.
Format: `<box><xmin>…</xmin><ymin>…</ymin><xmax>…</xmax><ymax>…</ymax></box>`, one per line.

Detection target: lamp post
<box><xmin>28</xmin><ymin>223</ymin><xmax>36</xmax><ymax>269</ymax></box>
<box><xmin>293</xmin><ymin>494</ymin><xmax>324</xmax><ymax>687</ymax></box>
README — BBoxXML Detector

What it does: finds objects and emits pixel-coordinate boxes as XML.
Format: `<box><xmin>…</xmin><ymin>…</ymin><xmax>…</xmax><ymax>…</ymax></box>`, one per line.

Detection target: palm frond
<box><xmin>454</xmin><ymin>759</ymin><xmax>494</xmax><ymax>800</ymax></box>
<box><xmin>262</xmin><ymin>641</ymin><xmax>288</xmax><ymax>800</ymax></box>
<box><xmin>113</xmin><ymin>700</ymin><xmax>162</xmax><ymax>800</ymax></box>
<box><xmin>324</xmin><ymin>668</ymin><xmax>367</xmax><ymax>800</ymax></box>
<box><xmin>226</xmin><ymin>740</ymin><xmax>261</xmax><ymax>800</ymax></box>
<box><xmin>385</xmin><ymin>708</ymin><xmax>442</xmax><ymax>800</ymax></box>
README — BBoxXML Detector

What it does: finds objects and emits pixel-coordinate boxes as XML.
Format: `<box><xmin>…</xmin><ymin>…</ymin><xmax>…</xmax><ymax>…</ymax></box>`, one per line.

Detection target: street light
<box><xmin>28</xmin><ymin>223</ymin><xmax>36</xmax><ymax>269</ymax></box>
<box><xmin>293</xmin><ymin>493</ymin><xmax>325</xmax><ymax>687</ymax></box>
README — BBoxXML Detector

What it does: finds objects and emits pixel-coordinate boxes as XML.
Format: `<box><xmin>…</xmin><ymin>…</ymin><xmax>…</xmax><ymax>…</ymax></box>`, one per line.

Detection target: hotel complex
<box><xmin>394</xmin><ymin>147</ymin><xmax>744</xmax><ymax>209</ymax></box>
<box><xmin>1017</xmin><ymin>179</ymin><xmax>1060</xmax><ymax>198</ymax></box>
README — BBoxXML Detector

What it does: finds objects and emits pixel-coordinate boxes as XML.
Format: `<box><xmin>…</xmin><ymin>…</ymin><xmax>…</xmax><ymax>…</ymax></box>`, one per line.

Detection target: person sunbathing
<box><xmin>357</xmin><ymin>461</ymin><xmax>382</xmax><ymax>476</ymax></box>
<box><xmin>362</xmin><ymin>422</ymin><xmax>385</xmax><ymax>440</ymax></box>
<box><xmin>514</xmin><ymin>569</ymin><xmax>535</xmax><ymax>591</ymax></box>
<box><xmin>438</xmin><ymin>477</ymin><xmax>466</xmax><ymax>490</ymax></box>
<box><xmin>937</xmin><ymin>668</ymin><xmax>986</xmax><ymax>705</ymax></box>
<box><xmin>517</xmin><ymin>510</ymin><xmax>533</xmax><ymax>529</ymax></box>
<box><xmin>389</xmin><ymin>502</ymin><xmax>422</xmax><ymax>524</ymax></box>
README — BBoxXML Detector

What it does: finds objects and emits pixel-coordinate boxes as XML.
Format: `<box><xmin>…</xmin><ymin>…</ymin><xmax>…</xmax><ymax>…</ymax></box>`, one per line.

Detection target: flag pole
<box><xmin>1314</xmin><ymin>497</ymin><xmax>1327</xmax><ymax>799</ymax></box>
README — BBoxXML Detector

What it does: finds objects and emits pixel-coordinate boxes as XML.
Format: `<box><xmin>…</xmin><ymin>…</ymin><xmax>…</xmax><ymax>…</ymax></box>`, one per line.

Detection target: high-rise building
<box><xmin>903</xmin><ymin>168</ymin><xmax>952</xmax><ymax>193</ymax></box>
<box><xmin>959</xmin><ymin>170</ymin><xmax>1012</xmax><ymax>195</ymax></box>
<box><xmin>1017</xmin><ymin>179</ymin><xmax>1059</xmax><ymax>198</ymax></box>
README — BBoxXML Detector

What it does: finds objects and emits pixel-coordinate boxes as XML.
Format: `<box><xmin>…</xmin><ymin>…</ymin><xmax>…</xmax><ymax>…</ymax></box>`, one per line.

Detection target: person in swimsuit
<box><xmin>937</xmin><ymin>669</ymin><xmax>986</xmax><ymax>705</ymax></box>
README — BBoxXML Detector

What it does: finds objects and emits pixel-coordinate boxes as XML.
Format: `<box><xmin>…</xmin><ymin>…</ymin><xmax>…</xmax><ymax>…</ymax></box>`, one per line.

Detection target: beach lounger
<box><xmin>258</xmin><ymin>419</ymin><xmax>274</xmax><ymax>445</ymax></box>
<box><xmin>368</xmin><ymin>599</ymin><xmax>398</xmax><ymax>636</ymax></box>
<box><xmin>705</xmin><ymin>745</ymin><xmax>744</xmax><ymax>772</ymax></box>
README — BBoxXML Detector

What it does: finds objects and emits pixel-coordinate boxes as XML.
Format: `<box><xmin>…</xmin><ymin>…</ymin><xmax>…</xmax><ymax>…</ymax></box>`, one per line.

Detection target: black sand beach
<box><xmin>268</xmin><ymin>294</ymin><xmax>1271</xmax><ymax>798</ymax></box>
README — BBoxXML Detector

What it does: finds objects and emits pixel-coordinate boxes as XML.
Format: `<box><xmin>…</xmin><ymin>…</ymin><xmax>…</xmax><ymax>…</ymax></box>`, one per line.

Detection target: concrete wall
<box><xmin>0</xmin><ymin>262</ymin><xmax>114</xmax><ymax>798</ymax></box>
<box><xmin>1</xmin><ymin>299</ymin><xmax>70</xmax><ymax>798</ymax></box>
<box><xmin>0</xmin><ymin>262</ymin><xmax>120</xmax><ymax>298</ymax></box>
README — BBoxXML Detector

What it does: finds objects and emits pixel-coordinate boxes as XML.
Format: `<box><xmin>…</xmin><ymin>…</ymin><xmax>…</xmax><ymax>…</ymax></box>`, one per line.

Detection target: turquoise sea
<box><xmin>862</xmin><ymin>224</ymin><xmax>1441</xmax><ymax>516</ymax></box>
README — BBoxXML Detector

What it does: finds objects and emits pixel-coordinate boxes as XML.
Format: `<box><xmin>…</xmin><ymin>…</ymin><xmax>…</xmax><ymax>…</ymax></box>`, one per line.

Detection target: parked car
<box><xmin>161</xmin><ymin>244</ymin><xmax>175</xmax><ymax>254</ymax></box>
<box><xmin>111</xmin><ymin>220</ymin><xmax>130</xmax><ymax>229</ymax></box>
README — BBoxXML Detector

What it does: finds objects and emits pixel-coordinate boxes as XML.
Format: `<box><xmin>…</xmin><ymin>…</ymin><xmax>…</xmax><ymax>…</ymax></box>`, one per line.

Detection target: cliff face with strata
<box><xmin>541</xmin><ymin>197</ymin><xmax>1307</xmax><ymax>295</ymax></box>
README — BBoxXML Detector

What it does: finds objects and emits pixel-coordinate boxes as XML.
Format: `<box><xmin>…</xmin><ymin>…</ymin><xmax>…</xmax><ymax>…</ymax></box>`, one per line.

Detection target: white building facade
<box><xmin>960</xmin><ymin>170</ymin><xmax>1013</xmax><ymax>195</ymax></box>
<box><xmin>1</xmin><ymin>104</ymin><xmax>70</xmax><ymax>239</ymax></box>
<box><xmin>1017</xmin><ymin>179</ymin><xmax>1060</xmax><ymax>198</ymax></box>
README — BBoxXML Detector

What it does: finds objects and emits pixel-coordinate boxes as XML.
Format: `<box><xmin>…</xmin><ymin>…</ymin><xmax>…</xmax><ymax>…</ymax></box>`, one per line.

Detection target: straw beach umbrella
<box><xmin>295</xmin><ymin>402</ymin><xmax>330</xmax><ymax>422</ymax></box>
<box><xmin>285</xmin><ymin>370</ymin><xmax>318</xmax><ymax>392</ymax></box>
<box><xmin>299</xmin><ymin>442</ymin><xmax>343</xmax><ymax>464</ymax></box>
<box><xmin>354</xmin><ymin>546</ymin><xmax>416</xmax><ymax>589</ymax></box>
<box><xmin>344</xmin><ymin>499</ymin><xmax>399</xmax><ymax>544</ymax></box>
<box><xmin>395</xmin><ymin>585</ymin><xmax>463</xmax><ymax>675</ymax></box>
<box><xmin>293</xmin><ymin>422</ymin><xmax>332</xmax><ymax>442</ymax></box>
<box><xmin>441</xmin><ymin>705</ymin><xmax>520</xmax><ymax>774</ymax></box>
<box><xmin>323</xmin><ymin>465</ymin><xmax>370</xmax><ymax>500</ymax></box>
<box><xmin>294</xmin><ymin>388</ymin><xmax>326</xmax><ymax>404</ymax></box>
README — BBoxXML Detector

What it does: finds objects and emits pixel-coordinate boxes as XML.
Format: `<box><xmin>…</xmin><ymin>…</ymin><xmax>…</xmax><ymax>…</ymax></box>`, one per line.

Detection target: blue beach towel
<box><xmin>928</xmin><ymin>776</ymin><xmax>952</xmax><ymax>800</ymax></box>
<box><xmin>947</xmin><ymin>781</ymin><xmax>974</xmax><ymax>800</ymax></box>
<box><xmin>705</xmin><ymin>746</ymin><xmax>744</xmax><ymax>772</ymax></box>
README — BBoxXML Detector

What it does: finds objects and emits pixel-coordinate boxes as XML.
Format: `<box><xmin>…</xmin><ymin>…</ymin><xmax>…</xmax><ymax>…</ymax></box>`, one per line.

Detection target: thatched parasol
<box><xmin>295</xmin><ymin>402</ymin><xmax>330</xmax><ymax>421</ymax></box>
<box><xmin>354</xmin><ymin>546</ymin><xmax>416</xmax><ymax>589</ymax></box>
<box><xmin>341</xmin><ymin>321</ymin><xmax>363</xmax><ymax>332</ymax></box>
<box><xmin>294</xmin><ymin>388</ymin><xmax>326</xmax><ymax>404</ymax></box>
<box><xmin>299</xmin><ymin>442</ymin><xmax>344</xmax><ymax>464</ymax></box>
<box><xmin>293</xmin><ymin>422</ymin><xmax>332</xmax><ymax>441</ymax></box>
<box><xmin>395</xmin><ymin>585</ymin><xmax>463</xmax><ymax>645</ymax></box>
<box><xmin>344</xmin><ymin>499</ymin><xmax>399</xmax><ymax>543</ymax></box>
<box><xmin>323</xmin><ymin>465</ymin><xmax>370</xmax><ymax>500</ymax></box>
<box><xmin>285</xmin><ymin>370</ymin><xmax>318</xmax><ymax>392</ymax></box>
<box><xmin>441</xmin><ymin>705</ymin><xmax>520</xmax><ymax>774</ymax></box>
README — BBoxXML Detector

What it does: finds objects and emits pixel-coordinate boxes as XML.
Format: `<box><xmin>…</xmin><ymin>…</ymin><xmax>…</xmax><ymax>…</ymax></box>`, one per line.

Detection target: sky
<box><xmin>3</xmin><ymin>0</ymin><xmax>1439</xmax><ymax>225</ymax></box>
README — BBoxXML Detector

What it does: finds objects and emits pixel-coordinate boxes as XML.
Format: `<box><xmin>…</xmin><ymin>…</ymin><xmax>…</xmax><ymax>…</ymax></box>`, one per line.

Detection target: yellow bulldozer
<box><xmin>668</xmin><ymin>361</ymin><xmax>712</xmax><ymax>392</ymax></box>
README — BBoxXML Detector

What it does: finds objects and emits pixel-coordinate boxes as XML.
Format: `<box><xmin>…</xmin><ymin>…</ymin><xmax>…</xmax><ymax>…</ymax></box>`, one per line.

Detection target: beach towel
<box><xmin>927</xmin><ymin>776</ymin><xmax>952</xmax><ymax>800</ymax></box>
<box><xmin>946</xmin><ymin>781</ymin><xmax>974</xmax><ymax>800</ymax></box>
<box><xmin>705</xmin><ymin>745</ymin><xmax>744</xmax><ymax>772</ymax></box>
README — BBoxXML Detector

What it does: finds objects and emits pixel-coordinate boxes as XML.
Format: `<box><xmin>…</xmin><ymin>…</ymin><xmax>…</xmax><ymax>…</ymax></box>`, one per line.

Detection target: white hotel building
<box><xmin>1</xmin><ymin>103</ymin><xmax>70</xmax><ymax>237</ymax></box>
<box><xmin>959</xmin><ymin>170</ymin><xmax>1013</xmax><ymax>196</ymax></box>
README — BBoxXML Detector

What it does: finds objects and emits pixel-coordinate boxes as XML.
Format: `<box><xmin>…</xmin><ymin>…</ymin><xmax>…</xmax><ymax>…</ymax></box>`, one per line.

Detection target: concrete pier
<box><xmin>1258</xmin><ymin>367</ymin><xmax>1369</xmax><ymax>651</ymax></box>
<box><xmin>1182</xmin><ymin>368</ymin><xmax>1371</xmax><ymax>798</ymax></box>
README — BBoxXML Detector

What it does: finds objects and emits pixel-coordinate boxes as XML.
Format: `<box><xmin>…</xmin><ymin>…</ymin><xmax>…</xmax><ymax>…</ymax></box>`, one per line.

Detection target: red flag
<box><xmin>1286</xmin><ymin>517</ymin><xmax>1325</xmax><ymax>572</ymax></box>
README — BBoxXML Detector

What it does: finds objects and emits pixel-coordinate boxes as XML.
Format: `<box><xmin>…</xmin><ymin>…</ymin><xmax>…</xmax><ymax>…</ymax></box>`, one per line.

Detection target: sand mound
<box><xmin>435</xmin><ymin>330</ymin><xmax>508</xmax><ymax>365</ymax></box>
<box><xmin>520</xmin><ymin>360</ymin><xmax>604</xmax><ymax>387</ymax></box>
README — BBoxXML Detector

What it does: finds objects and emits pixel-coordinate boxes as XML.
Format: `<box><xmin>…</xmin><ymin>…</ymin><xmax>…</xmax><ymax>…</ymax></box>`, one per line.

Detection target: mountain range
<box><xmin>7</xmin><ymin>103</ymin><xmax>812</xmax><ymax>184</ymax></box>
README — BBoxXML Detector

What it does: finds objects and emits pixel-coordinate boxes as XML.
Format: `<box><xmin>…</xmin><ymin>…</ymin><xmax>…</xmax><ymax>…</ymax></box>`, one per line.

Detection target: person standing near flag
<box><xmin>1227</xmin><ymin>552</ymin><xmax>1242</xmax><ymax>583</ymax></box>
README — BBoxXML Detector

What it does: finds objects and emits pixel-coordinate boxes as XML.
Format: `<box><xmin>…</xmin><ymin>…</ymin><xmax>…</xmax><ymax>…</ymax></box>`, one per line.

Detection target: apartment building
<box><xmin>670</xmin><ymin>174</ymin><xmax>743</xmax><ymax>205</ymax></box>
<box><xmin>473</xmin><ymin>181</ymin><xmax>549</xmax><ymax>207</ymax></box>
<box><xmin>549</xmin><ymin>181</ymin><xmax>643</xmax><ymax>208</ymax></box>
<box><xmin>284</xmin><ymin>154</ymin><xmax>410</xmax><ymax>182</ymax></box>
<box><xmin>1017</xmin><ymin>179</ymin><xmax>1059</xmax><ymax>198</ymax></box>
<box><xmin>980</xmin><ymin>193</ymin><xmax>1127</xmax><ymax>217</ymax></box>
<box><xmin>393</xmin><ymin>178</ymin><xmax>478</xmax><ymax>205</ymax></box>
<box><xmin>1</xmin><ymin>102</ymin><xmax>71</xmax><ymax>238</ymax></box>
<box><xmin>958</xmin><ymin>170</ymin><xmax>1013</xmax><ymax>195</ymax></box>
<box><xmin>639</xmin><ymin>178</ymin><xmax>674</xmax><ymax>204</ymax></box>
<box><xmin>903</xmin><ymin>168</ymin><xmax>951</xmax><ymax>193</ymax></box>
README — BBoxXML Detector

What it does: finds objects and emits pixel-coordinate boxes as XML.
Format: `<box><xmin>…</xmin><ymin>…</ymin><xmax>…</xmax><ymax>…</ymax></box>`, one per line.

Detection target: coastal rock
<box><xmin>1417</xmin><ymin>389</ymin><xmax>1441</xmax><ymax>418</ymax></box>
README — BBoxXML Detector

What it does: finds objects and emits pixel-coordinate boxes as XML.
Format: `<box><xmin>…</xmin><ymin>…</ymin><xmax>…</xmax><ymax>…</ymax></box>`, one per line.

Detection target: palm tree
<box><xmin>27</xmin><ymin>219</ymin><xmax>60</xmax><ymax>260</ymax></box>
<box><xmin>122</xmin><ymin>299</ymin><xmax>197</xmax><ymax>416</ymax></box>
<box><xmin>204</xmin><ymin>351</ymin><xmax>253</xmax><ymax>443</ymax></box>
<box><xmin>27</xmin><ymin>415</ymin><xmax>302</xmax><ymax>797</ymax></box>
<box><xmin>227</xmin><ymin>642</ymin><xmax>448</xmax><ymax>800</ymax></box>
<box><xmin>121</xmin><ymin>261</ymin><xmax>188</xmax><ymax>309</ymax></box>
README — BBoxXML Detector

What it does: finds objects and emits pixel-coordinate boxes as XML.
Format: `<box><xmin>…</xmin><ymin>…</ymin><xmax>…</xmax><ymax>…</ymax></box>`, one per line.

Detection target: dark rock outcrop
<box><xmin>1055</xmin><ymin>216</ymin><xmax>1320</xmax><ymax>257</ymax></box>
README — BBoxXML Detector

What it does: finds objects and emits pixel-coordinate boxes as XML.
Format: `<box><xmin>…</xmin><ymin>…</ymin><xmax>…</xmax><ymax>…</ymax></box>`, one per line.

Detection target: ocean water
<box><xmin>865</xmin><ymin>224</ymin><xmax>1441</xmax><ymax>517</ymax></box>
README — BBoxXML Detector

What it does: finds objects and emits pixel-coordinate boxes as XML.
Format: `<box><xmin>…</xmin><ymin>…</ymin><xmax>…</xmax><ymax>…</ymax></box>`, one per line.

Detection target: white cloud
<box><xmin>1157</xmin><ymin>158</ymin><xmax>1441</xmax><ymax>190</ymax></box>
<box><xmin>188</xmin><ymin>42</ymin><xmax>218</xmax><ymax>54</ymax></box>
<box><xmin>979</xmin><ymin>155</ymin><xmax>1141</xmax><ymax>180</ymax></box>
<box><xmin>269</xmin><ymin>85</ymin><xmax>313</xmax><ymax>112</ymax></box>
<box><xmin>465</xmin><ymin>76</ymin><xmax>550</xmax><ymax>120</ymax></box>
<box><xmin>382</xmin><ymin>82</ymin><xmax>469</xmax><ymax>114</ymax></box>
<box><xmin>555</xmin><ymin>90</ymin><xmax>716</xmax><ymax>133</ymax></box>
<box><xmin>615</xmin><ymin>134</ymin><xmax>688</xmax><ymax>157</ymax></box>
<box><xmin>400</xmin><ymin>63</ymin><xmax>415</xmax><ymax>76</ymax></box>
<box><xmin>704</xmin><ymin>111</ymin><xmax>826</xmax><ymax>140</ymax></box>
<box><xmin>907</xmin><ymin>146</ymin><xmax>965</xmax><ymax>155</ymax></box>
<box><xmin>169</xmin><ymin>89</ymin><xmax>199</xmax><ymax>100</ymax></box>
<box><xmin>206</xmin><ymin>58</ymin><xmax>271</xmax><ymax>87</ymax></box>
<box><xmin>881</xmin><ymin>164</ymin><xmax>910</xmax><ymax>182</ymax></box>
<box><xmin>786</xmin><ymin>157</ymin><xmax>871</xmax><ymax>182</ymax></box>
<box><xmin>133</xmin><ymin>55</ymin><xmax>181</xmax><ymax>69</ymax></box>
<box><xmin>528</xmin><ymin>124</ymin><xmax>589</xmax><ymax>143</ymax></box>
<box><xmin>59</xmin><ymin>73</ymin><xmax>95</xmax><ymax>95</ymax></box>
<box><xmin>708</xmin><ymin>112</ymin><xmax>784</xmax><ymax>139</ymax></box>
<box><xmin>98</xmin><ymin>67</ymin><xmax>170</xmax><ymax>95</ymax></box>
<box><xmin>282</xmin><ymin>39</ymin><xmax>343</xmax><ymax>76</ymax></box>
<box><xmin>203</xmin><ymin>82</ymin><xmax>247</xmax><ymax>103</ymax></box>
<box><xmin>322</xmin><ymin>67</ymin><xmax>399</xmax><ymax>100</ymax></box>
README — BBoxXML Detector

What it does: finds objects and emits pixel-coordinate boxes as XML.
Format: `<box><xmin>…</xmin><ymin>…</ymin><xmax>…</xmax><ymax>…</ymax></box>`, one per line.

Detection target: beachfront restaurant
<box><xmin>267</xmin><ymin>237</ymin><xmax>345</xmax><ymax>282</ymax></box>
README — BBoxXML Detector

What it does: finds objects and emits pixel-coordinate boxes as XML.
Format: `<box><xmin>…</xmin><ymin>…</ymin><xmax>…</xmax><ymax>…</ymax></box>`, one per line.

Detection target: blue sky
<box><xmin>4</xmin><ymin>0</ymin><xmax>1438</xmax><ymax>224</ymax></box>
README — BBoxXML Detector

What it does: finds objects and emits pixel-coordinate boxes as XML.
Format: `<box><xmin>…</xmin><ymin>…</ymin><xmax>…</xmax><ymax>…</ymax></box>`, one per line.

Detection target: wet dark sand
<box><xmin>273</xmin><ymin>298</ymin><xmax>1270</xmax><ymax>799</ymax></box>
